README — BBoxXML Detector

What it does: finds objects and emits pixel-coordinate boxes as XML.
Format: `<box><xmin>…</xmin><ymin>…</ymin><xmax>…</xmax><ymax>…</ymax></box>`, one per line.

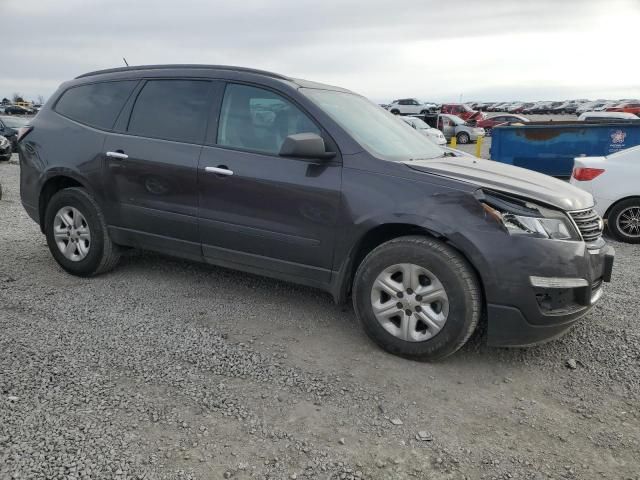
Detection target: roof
<box><xmin>75</xmin><ymin>64</ymin><xmax>291</xmax><ymax>81</ymax></box>
<box><xmin>73</xmin><ymin>64</ymin><xmax>352</xmax><ymax>93</ymax></box>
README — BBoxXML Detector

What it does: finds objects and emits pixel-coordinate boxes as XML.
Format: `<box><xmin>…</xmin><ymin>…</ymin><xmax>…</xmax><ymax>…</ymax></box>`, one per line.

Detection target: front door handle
<box><xmin>205</xmin><ymin>166</ymin><xmax>234</xmax><ymax>176</ymax></box>
<box><xmin>106</xmin><ymin>151</ymin><xmax>128</xmax><ymax>160</ymax></box>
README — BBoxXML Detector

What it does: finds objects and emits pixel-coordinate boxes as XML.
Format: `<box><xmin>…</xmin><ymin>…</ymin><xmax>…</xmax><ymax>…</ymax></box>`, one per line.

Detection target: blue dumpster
<box><xmin>490</xmin><ymin>120</ymin><xmax>640</xmax><ymax>177</ymax></box>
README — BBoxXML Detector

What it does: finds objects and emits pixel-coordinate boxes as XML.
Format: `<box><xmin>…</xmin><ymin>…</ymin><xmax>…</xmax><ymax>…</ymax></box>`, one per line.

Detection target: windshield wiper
<box><xmin>407</xmin><ymin>152</ymin><xmax>457</xmax><ymax>162</ymax></box>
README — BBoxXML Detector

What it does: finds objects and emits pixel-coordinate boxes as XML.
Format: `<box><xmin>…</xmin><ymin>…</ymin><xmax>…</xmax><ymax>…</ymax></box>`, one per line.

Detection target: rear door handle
<box><xmin>205</xmin><ymin>166</ymin><xmax>234</xmax><ymax>176</ymax></box>
<box><xmin>106</xmin><ymin>151</ymin><xmax>128</xmax><ymax>160</ymax></box>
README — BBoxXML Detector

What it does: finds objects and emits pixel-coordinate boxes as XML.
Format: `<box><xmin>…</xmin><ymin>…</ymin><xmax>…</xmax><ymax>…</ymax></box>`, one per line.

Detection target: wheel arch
<box><xmin>38</xmin><ymin>173</ymin><xmax>91</xmax><ymax>233</ymax></box>
<box><xmin>330</xmin><ymin>223</ymin><xmax>487</xmax><ymax>308</ymax></box>
<box><xmin>603</xmin><ymin>195</ymin><xmax>640</xmax><ymax>220</ymax></box>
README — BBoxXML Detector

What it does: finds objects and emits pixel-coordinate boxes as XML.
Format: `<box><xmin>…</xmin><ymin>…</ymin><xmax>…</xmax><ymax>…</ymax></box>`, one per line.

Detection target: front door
<box><xmin>198</xmin><ymin>83</ymin><xmax>341</xmax><ymax>283</ymax></box>
<box><xmin>103</xmin><ymin>79</ymin><xmax>214</xmax><ymax>255</ymax></box>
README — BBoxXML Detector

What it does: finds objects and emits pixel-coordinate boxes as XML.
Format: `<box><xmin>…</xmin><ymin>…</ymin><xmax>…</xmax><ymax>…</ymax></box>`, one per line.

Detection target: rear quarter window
<box><xmin>55</xmin><ymin>81</ymin><xmax>137</xmax><ymax>130</ymax></box>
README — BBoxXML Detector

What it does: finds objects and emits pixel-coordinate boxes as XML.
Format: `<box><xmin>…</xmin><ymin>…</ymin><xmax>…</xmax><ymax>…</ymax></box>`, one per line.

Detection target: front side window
<box><xmin>217</xmin><ymin>84</ymin><xmax>320</xmax><ymax>155</ymax></box>
<box><xmin>302</xmin><ymin>88</ymin><xmax>444</xmax><ymax>162</ymax></box>
<box><xmin>127</xmin><ymin>80</ymin><xmax>211</xmax><ymax>144</ymax></box>
<box><xmin>55</xmin><ymin>81</ymin><xmax>137</xmax><ymax>129</ymax></box>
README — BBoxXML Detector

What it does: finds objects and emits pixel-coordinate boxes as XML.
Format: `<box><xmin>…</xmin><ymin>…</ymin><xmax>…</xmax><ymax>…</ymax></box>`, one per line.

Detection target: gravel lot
<box><xmin>1</xmin><ymin>153</ymin><xmax>639</xmax><ymax>480</ymax></box>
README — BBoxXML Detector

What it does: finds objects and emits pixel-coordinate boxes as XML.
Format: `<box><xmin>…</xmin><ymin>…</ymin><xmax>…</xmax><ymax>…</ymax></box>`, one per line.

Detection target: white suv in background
<box><xmin>387</xmin><ymin>98</ymin><xmax>437</xmax><ymax>115</ymax></box>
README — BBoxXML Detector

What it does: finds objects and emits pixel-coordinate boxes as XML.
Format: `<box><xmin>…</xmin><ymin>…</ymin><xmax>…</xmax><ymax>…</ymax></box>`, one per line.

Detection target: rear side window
<box><xmin>55</xmin><ymin>81</ymin><xmax>137</xmax><ymax>129</ymax></box>
<box><xmin>127</xmin><ymin>80</ymin><xmax>211</xmax><ymax>144</ymax></box>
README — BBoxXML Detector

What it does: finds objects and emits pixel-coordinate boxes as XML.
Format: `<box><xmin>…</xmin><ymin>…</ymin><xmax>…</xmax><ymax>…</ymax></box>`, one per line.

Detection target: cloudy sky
<box><xmin>2</xmin><ymin>0</ymin><xmax>639</xmax><ymax>103</ymax></box>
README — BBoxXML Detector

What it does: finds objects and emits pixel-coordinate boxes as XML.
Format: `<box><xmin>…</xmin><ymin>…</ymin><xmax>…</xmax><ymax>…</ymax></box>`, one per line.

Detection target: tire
<box><xmin>352</xmin><ymin>236</ymin><xmax>481</xmax><ymax>360</ymax></box>
<box><xmin>456</xmin><ymin>132</ymin><xmax>470</xmax><ymax>144</ymax></box>
<box><xmin>44</xmin><ymin>187</ymin><xmax>121</xmax><ymax>276</ymax></box>
<box><xmin>390</xmin><ymin>109</ymin><xmax>400</xmax><ymax>115</ymax></box>
<box><xmin>607</xmin><ymin>198</ymin><xmax>640</xmax><ymax>244</ymax></box>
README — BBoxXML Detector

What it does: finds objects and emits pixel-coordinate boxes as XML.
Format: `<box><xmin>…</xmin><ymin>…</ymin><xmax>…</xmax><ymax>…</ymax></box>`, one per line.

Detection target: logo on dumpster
<box><xmin>611</xmin><ymin>130</ymin><xmax>626</xmax><ymax>144</ymax></box>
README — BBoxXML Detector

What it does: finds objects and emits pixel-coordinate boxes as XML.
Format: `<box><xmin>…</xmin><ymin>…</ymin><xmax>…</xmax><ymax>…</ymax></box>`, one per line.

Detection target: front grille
<box><xmin>569</xmin><ymin>208</ymin><xmax>603</xmax><ymax>243</ymax></box>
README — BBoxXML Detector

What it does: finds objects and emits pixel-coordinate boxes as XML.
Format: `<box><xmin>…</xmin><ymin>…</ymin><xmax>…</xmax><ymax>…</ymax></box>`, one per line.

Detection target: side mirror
<box><xmin>279</xmin><ymin>133</ymin><xmax>336</xmax><ymax>160</ymax></box>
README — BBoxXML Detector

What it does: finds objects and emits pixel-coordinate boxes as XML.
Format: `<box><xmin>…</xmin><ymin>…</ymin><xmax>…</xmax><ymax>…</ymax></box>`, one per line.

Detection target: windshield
<box><xmin>0</xmin><ymin>116</ymin><xmax>29</xmax><ymax>128</ymax></box>
<box><xmin>409</xmin><ymin>117</ymin><xmax>430</xmax><ymax>129</ymax></box>
<box><xmin>302</xmin><ymin>89</ymin><xmax>444</xmax><ymax>161</ymax></box>
<box><xmin>444</xmin><ymin>114</ymin><xmax>465</xmax><ymax>126</ymax></box>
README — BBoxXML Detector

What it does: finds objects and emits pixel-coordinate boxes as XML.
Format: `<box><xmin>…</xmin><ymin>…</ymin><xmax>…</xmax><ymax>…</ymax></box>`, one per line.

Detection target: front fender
<box><xmin>330</xmin><ymin>166</ymin><xmax>498</xmax><ymax>303</ymax></box>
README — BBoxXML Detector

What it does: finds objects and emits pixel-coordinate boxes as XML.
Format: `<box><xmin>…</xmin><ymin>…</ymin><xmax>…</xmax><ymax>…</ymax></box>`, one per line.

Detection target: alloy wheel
<box><xmin>370</xmin><ymin>263</ymin><xmax>449</xmax><ymax>342</ymax></box>
<box><xmin>617</xmin><ymin>206</ymin><xmax>640</xmax><ymax>238</ymax></box>
<box><xmin>53</xmin><ymin>206</ymin><xmax>91</xmax><ymax>261</ymax></box>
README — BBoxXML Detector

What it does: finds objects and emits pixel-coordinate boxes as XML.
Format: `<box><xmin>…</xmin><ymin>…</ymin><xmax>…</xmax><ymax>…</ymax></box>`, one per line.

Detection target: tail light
<box><xmin>572</xmin><ymin>167</ymin><xmax>605</xmax><ymax>181</ymax></box>
<box><xmin>17</xmin><ymin>126</ymin><xmax>33</xmax><ymax>142</ymax></box>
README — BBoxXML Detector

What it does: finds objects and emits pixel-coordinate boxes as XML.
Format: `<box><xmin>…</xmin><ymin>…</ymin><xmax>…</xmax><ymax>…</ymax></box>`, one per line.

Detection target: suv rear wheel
<box><xmin>44</xmin><ymin>187</ymin><xmax>121</xmax><ymax>276</ymax></box>
<box><xmin>353</xmin><ymin>236</ymin><xmax>481</xmax><ymax>360</ymax></box>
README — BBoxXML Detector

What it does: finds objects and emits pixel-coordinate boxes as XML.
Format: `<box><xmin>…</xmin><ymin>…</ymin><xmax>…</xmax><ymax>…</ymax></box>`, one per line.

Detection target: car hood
<box><xmin>405</xmin><ymin>156</ymin><xmax>594</xmax><ymax>211</ymax></box>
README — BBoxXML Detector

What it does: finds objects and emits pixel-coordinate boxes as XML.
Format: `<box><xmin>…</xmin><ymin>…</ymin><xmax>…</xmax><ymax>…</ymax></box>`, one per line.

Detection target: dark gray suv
<box><xmin>18</xmin><ymin>65</ymin><xmax>614</xmax><ymax>360</ymax></box>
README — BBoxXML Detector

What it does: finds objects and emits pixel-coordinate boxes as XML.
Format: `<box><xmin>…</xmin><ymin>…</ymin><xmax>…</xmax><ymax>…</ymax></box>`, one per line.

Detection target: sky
<box><xmin>2</xmin><ymin>0</ymin><xmax>639</xmax><ymax>104</ymax></box>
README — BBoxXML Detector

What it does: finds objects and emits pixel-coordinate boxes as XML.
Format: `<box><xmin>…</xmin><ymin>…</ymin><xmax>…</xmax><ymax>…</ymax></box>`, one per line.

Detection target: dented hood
<box><xmin>406</xmin><ymin>156</ymin><xmax>594</xmax><ymax>211</ymax></box>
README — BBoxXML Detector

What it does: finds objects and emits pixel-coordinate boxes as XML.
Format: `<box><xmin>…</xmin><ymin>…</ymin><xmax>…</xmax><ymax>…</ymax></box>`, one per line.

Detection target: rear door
<box><xmin>197</xmin><ymin>82</ymin><xmax>341</xmax><ymax>282</ymax></box>
<box><xmin>103</xmin><ymin>78</ymin><xmax>216</xmax><ymax>256</ymax></box>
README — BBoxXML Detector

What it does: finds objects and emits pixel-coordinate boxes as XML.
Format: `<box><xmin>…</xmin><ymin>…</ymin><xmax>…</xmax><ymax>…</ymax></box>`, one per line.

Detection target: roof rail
<box><xmin>75</xmin><ymin>64</ymin><xmax>291</xmax><ymax>81</ymax></box>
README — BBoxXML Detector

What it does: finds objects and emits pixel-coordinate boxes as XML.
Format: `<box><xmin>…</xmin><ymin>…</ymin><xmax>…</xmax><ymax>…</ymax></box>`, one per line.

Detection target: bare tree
<box><xmin>12</xmin><ymin>92</ymin><xmax>24</xmax><ymax>103</ymax></box>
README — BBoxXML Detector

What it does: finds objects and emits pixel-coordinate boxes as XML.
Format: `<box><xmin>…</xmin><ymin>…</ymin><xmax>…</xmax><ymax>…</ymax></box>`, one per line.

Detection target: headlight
<box><xmin>479</xmin><ymin>190</ymin><xmax>580</xmax><ymax>241</ymax></box>
<box><xmin>0</xmin><ymin>136</ymin><xmax>8</xmax><ymax>147</ymax></box>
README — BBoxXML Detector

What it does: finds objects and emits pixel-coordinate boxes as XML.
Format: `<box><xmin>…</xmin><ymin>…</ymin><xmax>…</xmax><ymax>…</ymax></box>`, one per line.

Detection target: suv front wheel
<box><xmin>44</xmin><ymin>187</ymin><xmax>121</xmax><ymax>276</ymax></box>
<box><xmin>353</xmin><ymin>236</ymin><xmax>481</xmax><ymax>360</ymax></box>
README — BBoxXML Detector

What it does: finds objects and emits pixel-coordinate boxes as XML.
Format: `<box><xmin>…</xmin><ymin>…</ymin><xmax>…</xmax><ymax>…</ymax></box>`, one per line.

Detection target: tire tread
<box><xmin>353</xmin><ymin>235</ymin><xmax>481</xmax><ymax>360</ymax></box>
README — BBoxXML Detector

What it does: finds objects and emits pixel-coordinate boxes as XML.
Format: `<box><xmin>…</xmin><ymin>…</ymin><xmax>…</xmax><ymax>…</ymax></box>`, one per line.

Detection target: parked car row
<box><xmin>469</xmin><ymin>99</ymin><xmax>640</xmax><ymax>116</ymax></box>
<box><xmin>0</xmin><ymin>104</ymin><xmax>40</xmax><ymax>115</ymax></box>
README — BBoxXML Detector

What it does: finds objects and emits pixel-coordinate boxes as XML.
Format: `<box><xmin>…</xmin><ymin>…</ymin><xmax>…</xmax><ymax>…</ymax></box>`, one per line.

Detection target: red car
<box><xmin>440</xmin><ymin>103</ymin><xmax>485</xmax><ymax>121</ymax></box>
<box><xmin>606</xmin><ymin>102</ymin><xmax>640</xmax><ymax>115</ymax></box>
<box><xmin>475</xmin><ymin>114</ymin><xmax>529</xmax><ymax>132</ymax></box>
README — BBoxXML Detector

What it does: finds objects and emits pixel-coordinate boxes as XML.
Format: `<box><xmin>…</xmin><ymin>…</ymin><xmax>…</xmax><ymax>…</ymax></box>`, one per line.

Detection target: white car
<box><xmin>386</xmin><ymin>98</ymin><xmax>437</xmax><ymax>115</ymax></box>
<box><xmin>400</xmin><ymin>116</ymin><xmax>447</xmax><ymax>145</ymax></box>
<box><xmin>593</xmin><ymin>102</ymin><xmax>618</xmax><ymax>112</ymax></box>
<box><xmin>570</xmin><ymin>145</ymin><xmax>640</xmax><ymax>243</ymax></box>
<box><xmin>578</xmin><ymin>111</ymin><xmax>639</xmax><ymax>121</ymax></box>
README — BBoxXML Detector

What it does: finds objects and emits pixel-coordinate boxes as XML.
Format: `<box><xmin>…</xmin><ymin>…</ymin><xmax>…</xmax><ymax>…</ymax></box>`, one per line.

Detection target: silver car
<box><xmin>437</xmin><ymin>114</ymin><xmax>485</xmax><ymax>144</ymax></box>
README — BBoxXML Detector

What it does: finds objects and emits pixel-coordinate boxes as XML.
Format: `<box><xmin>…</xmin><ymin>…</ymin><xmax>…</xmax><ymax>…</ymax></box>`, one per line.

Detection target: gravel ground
<box><xmin>1</xmin><ymin>155</ymin><xmax>639</xmax><ymax>480</ymax></box>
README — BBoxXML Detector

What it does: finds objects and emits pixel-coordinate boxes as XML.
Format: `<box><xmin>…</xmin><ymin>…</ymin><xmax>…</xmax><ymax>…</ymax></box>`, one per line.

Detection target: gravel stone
<box><xmin>1</xmin><ymin>157</ymin><xmax>639</xmax><ymax>479</ymax></box>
